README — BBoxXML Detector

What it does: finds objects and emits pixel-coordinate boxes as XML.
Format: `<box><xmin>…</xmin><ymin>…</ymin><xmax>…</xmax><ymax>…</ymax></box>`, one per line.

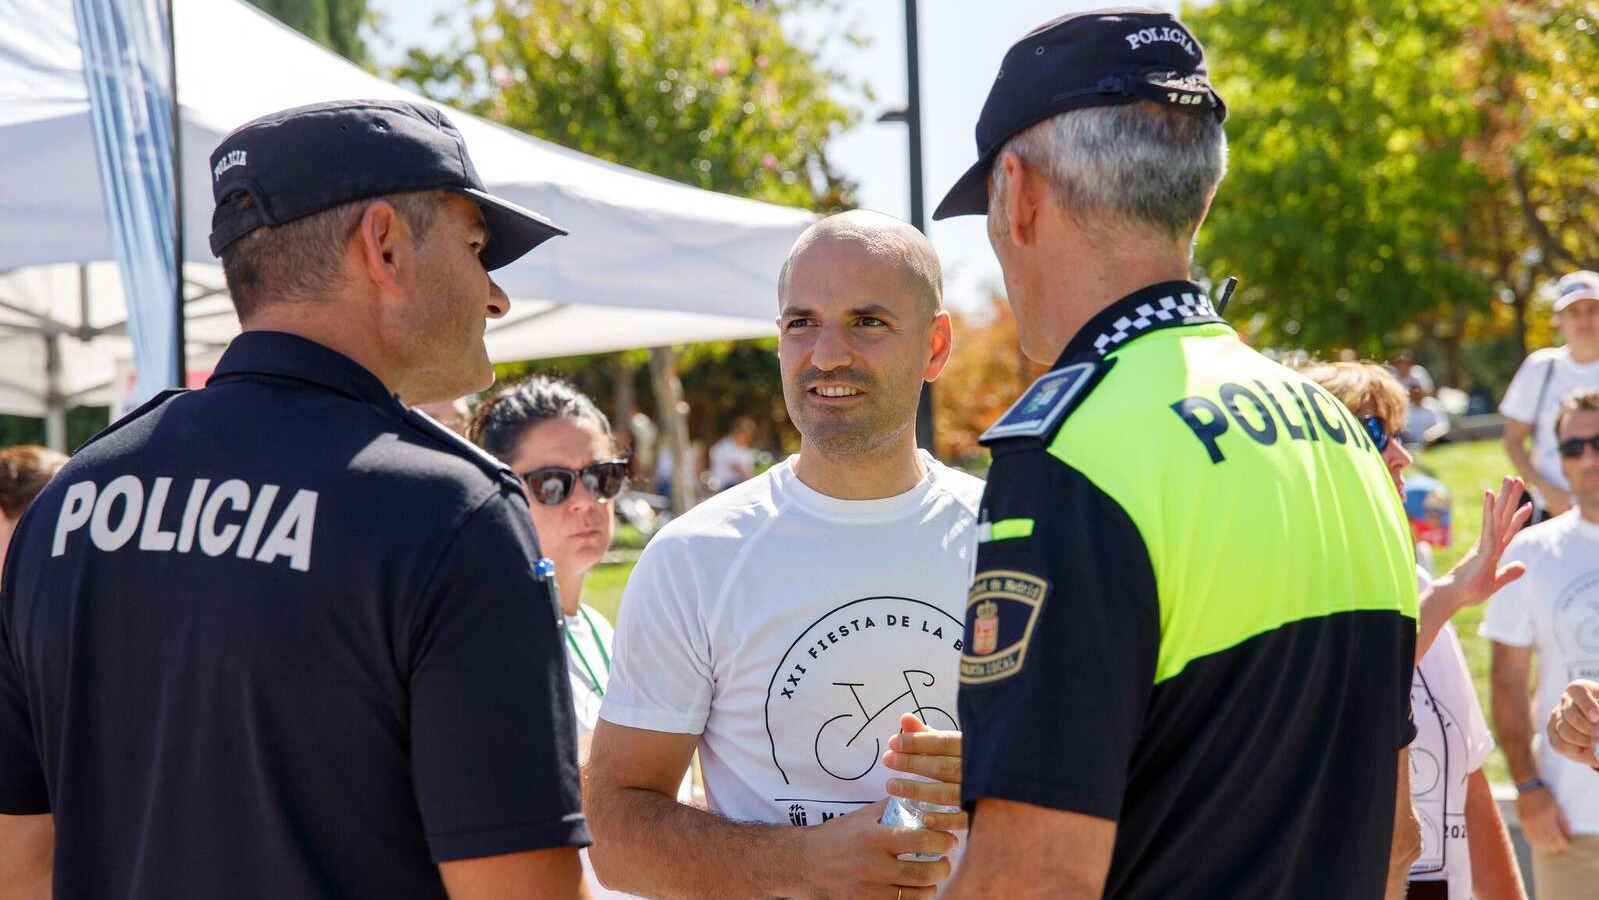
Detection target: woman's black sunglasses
<box><xmin>1360</xmin><ymin>416</ymin><xmax>1401</xmax><ymax>453</ymax></box>
<box><xmin>1558</xmin><ymin>434</ymin><xmax>1599</xmax><ymax>459</ymax></box>
<box><xmin>517</xmin><ymin>460</ymin><xmax>631</xmax><ymax>506</ymax></box>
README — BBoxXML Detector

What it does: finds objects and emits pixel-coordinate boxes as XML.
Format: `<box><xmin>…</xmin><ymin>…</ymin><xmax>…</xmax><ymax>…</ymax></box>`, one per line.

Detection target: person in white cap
<box><xmin>1502</xmin><ymin>270</ymin><xmax>1599</xmax><ymax>518</ymax></box>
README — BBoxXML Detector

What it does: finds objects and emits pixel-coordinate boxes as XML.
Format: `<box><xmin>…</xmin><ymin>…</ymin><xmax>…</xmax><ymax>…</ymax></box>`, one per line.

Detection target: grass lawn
<box><xmin>1411</xmin><ymin>438</ymin><xmax>1524</xmax><ymax>786</ymax></box>
<box><xmin>580</xmin><ymin>560</ymin><xmax>633</xmax><ymax>625</ymax></box>
<box><xmin>581</xmin><ymin>438</ymin><xmax>1522</xmax><ymax>783</ymax></box>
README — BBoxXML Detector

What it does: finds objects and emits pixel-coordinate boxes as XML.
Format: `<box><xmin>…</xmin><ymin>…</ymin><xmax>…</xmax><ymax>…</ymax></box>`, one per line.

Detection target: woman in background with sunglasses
<box><xmin>468</xmin><ymin>376</ymin><xmax>650</xmax><ymax>900</ymax></box>
<box><xmin>1307</xmin><ymin>361</ymin><xmax>1528</xmax><ymax>900</ymax></box>
<box><xmin>469</xmin><ymin>376</ymin><xmax>631</xmax><ymax>755</ymax></box>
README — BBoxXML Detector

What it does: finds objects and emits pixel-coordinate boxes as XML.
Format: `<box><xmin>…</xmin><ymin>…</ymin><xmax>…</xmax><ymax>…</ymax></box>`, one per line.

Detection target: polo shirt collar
<box><xmin>1055</xmin><ymin>280</ymin><xmax>1225</xmax><ymax>367</ymax></box>
<box><xmin>209</xmin><ymin>331</ymin><xmax>399</xmax><ymax>408</ymax></box>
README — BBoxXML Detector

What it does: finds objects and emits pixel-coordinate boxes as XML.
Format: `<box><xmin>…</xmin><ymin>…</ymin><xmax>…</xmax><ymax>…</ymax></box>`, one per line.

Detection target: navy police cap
<box><xmin>208</xmin><ymin>99</ymin><xmax>566</xmax><ymax>270</ymax></box>
<box><xmin>933</xmin><ymin>7</ymin><xmax>1226</xmax><ymax>221</ymax></box>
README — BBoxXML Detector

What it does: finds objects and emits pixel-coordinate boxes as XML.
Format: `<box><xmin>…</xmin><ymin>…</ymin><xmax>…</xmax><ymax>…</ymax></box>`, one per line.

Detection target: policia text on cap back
<box><xmin>937</xmin><ymin>11</ymin><xmax>1420</xmax><ymax>900</ymax></box>
<box><xmin>0</xmin><ymin>100</ymin><xmax>591</xmax><ymax>898</ymax></box>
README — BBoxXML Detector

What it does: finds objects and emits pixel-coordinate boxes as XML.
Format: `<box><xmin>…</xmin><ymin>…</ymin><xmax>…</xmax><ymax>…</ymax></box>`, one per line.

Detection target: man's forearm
<box><xmin>588</xmin><ymin>787</ymin><xmax>802</xmax><ymax>900</ymax></box>
<box><xmin>1503</xmin><ymin>433</ymin><xmax>1536</xmax><ymax>487</ymax></box>
<box><xmin>1493</xmin><ymin>686</ymin><xmax>1540</xmax><ymax>784</ymax></box>
<box><xmin>1415</xmin><ymin>582</ymin><xmax>1462</xmax><ymax>663</ymax></box>
<box><xmin>0</xmin><ymin>813</ymin><xmax>53</xmax><ymax>900</ymax></box>
<box><xmin>1465</xmin><ymin>770</ymin><xmax>1527</xmax><ymax>900</ymax></box>
<box><xmin>1385</xmin><ymin>750</ymin><xmax>1419</xmax><ymax>900</ymax></box>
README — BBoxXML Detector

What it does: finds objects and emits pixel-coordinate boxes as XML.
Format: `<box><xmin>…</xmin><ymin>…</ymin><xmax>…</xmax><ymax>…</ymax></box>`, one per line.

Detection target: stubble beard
<box><xmin>784</xmin><ymin>381</ymin><xmax>913</xmax><ymax>458</ymax></box>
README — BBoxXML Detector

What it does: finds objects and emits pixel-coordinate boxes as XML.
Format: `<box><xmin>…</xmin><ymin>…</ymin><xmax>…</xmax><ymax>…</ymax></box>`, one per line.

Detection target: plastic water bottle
<box><xmin>880</xmin><ymin>794</ymin><xmax>961</xmax><ymax>861</ymax></box>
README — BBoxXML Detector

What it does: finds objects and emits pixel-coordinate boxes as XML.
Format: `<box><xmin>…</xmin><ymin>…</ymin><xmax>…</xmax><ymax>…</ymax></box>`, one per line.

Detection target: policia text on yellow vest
<box><xmin>1172</xmin><ymin>377</ymin><xmax>1378</xmax><ymax>465</ymax></box>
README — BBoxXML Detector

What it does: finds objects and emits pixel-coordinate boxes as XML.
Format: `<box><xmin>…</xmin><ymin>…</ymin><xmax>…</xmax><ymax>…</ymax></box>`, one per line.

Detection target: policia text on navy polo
<box><xmin>958</xmin><ymin>281</ymin><xmax>1419</xmax><ymax>900</ymax></box>
<box><xmin>0</xmin><ymin>333</ymin><xmax>589</xmax><ymax>898</ymax></box>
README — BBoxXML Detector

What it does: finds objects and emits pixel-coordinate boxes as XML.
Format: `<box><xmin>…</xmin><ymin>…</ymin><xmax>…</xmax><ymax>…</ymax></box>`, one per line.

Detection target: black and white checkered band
<box><xmin>1090</xmin><ymin>292</ymin><xmax>1219</xmax><ymax>356</ymax></box>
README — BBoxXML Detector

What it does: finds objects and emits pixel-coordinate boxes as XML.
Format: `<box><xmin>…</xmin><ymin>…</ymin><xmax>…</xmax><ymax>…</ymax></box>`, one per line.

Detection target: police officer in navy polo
<box><xmin>0</xmin><ymin>100</ymin><xmax>590</xmax><ymax>899</ymax></box>
<box><xmin>937</xmin><ymin>10</ymin><xmax>1422</xmax><ymax>900</ymax></box>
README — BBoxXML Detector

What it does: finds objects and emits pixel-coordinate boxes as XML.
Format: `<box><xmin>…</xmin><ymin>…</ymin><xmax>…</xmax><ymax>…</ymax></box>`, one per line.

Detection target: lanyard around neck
<box><xmin>565</xmin><ymin>605</ymin><xmax>611</xmax><ymax>696</ymax></box>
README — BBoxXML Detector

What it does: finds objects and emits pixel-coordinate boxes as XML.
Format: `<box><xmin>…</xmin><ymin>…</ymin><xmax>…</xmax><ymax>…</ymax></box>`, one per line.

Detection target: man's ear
<box><xmin>998</xmin><ymin>152</ymin><xmax>1040</xmax><ymax>249</ymax></box>
<box><xmin>923</xmin><ymin>309</ymin><xmax>954</xmax><ymax>383</ymax></box>
<box><xmin>351</xmin><ymin>200</ymin><xmax>412</xmax><ymax>299</ymax></box>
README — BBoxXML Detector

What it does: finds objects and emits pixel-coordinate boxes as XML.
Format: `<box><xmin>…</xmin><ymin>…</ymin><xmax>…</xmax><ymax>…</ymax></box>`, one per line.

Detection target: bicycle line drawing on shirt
<box><xmin>813</xmin><ymin>669</ymin><xmax>958</xmax><ymax>782</ymax></box>
<box><xmin>762</xmin><ymin>595</ymin><xmax>964</xmax><ymax>788</ymax></box>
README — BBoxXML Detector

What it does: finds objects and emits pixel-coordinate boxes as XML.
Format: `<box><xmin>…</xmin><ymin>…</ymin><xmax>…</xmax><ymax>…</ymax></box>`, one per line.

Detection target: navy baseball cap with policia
<box><xmin>933</xmin><ymin>8</ymin><xmax>1227</xmax><ymax>221</ymax></box>
<box><xmin>208</xmin><ymin>99</ymin><xmax>566</xmax><ymax>271</ymax></box>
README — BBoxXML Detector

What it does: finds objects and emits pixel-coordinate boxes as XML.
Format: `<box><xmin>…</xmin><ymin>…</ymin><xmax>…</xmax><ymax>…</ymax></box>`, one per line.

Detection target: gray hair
<box><xmin>990</xmin><ymin>101</ymin><xmax>1227</xmax><ymax>244</ymax></box>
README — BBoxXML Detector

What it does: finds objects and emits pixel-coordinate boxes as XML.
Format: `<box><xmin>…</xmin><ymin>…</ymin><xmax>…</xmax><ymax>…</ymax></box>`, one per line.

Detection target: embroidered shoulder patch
<box><xmin>979</xmin><ymin>361</ymin><xmax>1106</xmax><ymax>445</ymax></box>
<box><xmin>960</xmin><ymin>570</ymin><xmax>1049</xmax><ymax>685</ymax></box>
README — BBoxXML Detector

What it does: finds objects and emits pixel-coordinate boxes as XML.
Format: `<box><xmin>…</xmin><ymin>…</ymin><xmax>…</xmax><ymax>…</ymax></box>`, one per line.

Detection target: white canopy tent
<box><xmin>0</xmin><ymin>0</ymin><xmax>813</xmax><ymax>437</ymax></box>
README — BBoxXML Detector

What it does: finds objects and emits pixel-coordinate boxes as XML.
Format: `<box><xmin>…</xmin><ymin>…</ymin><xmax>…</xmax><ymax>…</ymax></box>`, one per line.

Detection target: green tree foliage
<box><xmin>245</xmin><ymin>0</ymin><xmax>368</xmax><ymax>63</ymax></box>
<box><xmin>391</xmin><ymin>0</ymin><xmax>859</xmax><ymax>211</ymax></box>
<box><xmin>0</xmin><ymin>408</ymin><xmax>110</xmax><ymax>453</ymax></box>
<box><xmin>1188</xmin><ymin>0</ymin><xmax>1489</xmax><ymax>356</ymax></box>
<box><xmin>1187</xmin><ymin>0</ymin><xmax>1599</xmax><ymax>385</ymax></box>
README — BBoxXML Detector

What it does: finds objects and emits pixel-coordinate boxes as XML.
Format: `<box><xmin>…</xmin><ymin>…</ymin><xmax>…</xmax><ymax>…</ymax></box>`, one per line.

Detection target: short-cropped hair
<box><xmin>218</xmin><ymin>190</ymin><xmax>450</xmax><ymax>320</ymax></box>
<box><xmin>1556</xmin><ymin>388</ymin><xmax>1599</xmax><ymax>437</ymax></box>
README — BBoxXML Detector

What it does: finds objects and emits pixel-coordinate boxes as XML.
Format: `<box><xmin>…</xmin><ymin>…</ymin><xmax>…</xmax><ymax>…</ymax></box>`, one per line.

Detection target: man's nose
<box><xmin>810</xmin><ymin>322</ymin><xmax>852</xmax><ymax>370</ymax></box>
<box><xmin>486</xmin><ymin>278</ymin><xmax>509</xmax><ymax>319</ymax></box>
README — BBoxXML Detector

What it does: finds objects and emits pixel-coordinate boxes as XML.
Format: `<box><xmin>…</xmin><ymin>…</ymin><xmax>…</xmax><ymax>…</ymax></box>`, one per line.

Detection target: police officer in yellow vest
<box><xmin>937</xmin><ymin>11</ymin><xmax>1421</xmax><ymax>900</ymax></box>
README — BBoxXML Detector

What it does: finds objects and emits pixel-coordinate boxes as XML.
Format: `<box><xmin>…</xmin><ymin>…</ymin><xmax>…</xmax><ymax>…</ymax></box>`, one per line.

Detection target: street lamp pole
<box><xmin>902</xmin><ymin>0</ymin><xmax>934</xmax><ymax>451</ymax></box>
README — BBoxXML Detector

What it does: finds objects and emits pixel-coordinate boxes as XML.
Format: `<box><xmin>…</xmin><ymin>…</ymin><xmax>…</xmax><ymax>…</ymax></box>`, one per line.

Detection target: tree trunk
<box><xmin>649</xmin><ymin>346</ymin><xmax>693</xmax><ymax>515</ymax></box>
<box><xmin>612</xmin><ymin>353</ymin><xmax>635</xmax><ymax>446</ymax></box>
<box><xmin>1445</xmin><ymin>306</ymin><xmax>1467</xmax><ymax>389</ymax></box>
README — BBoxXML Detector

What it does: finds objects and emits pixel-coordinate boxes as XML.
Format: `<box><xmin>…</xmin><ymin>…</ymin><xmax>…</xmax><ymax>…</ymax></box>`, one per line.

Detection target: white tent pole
<box><xmin>78</xmin><ymin>264</ymin><xmax>91</xmax><ymax>338</ymax></box>
<box><xmin>45</xmin><ymin>333</ymin><xmax>66</xmax><ymax>451</ymax></box>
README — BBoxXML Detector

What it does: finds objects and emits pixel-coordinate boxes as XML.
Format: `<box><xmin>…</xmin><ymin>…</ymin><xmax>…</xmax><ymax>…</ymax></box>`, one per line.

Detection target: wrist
<box><xmin>1516</xmin><ymin>777</ymin><xmax>1548</xmax><ymax>796</ymax></box>
<box><xmin>1425</xmin><ymin>576</ymin><xmax>1466</xmax><ymax>614</ymax></box>
<box><xmin>772</xmin><ymin>823</ymin><xmax>813</xmax><ymax>896</ymax></box>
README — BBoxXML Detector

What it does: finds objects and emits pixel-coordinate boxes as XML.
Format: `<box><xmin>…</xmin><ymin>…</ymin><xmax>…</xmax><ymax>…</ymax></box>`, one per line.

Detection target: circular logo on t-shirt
<box><xmin>762</xmin><ymin>596</ymin><xmax>962</xmax><ymax>811</ymax></box>
<box><xmin>1553</xmin><ymin>569</ymin><xmax>1599</xmax><ymax>682</ymax></box>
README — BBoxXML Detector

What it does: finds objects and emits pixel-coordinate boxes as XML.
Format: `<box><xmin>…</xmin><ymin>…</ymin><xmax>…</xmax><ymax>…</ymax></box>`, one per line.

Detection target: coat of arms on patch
<box><xmin>960</xmin><ymin>570</ymin><xmax>1048</xmax><ymax>685</ymax></box>
<box><xmin>972</xmin><ymin>599</ymin><xmax>999</xmax><ymax>656</ymax></box>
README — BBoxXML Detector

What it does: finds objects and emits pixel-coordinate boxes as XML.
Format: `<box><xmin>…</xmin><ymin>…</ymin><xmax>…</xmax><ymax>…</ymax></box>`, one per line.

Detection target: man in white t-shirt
<box><xmin>1502</xmin><ymin>270</ymin><xmax>1599</xmax><ymax>517</ymax></box>
<box><xmin>1484</xmin><ymin>388</ymin><xmax>1599</xmax><ymax>897</ymax></box>
<box><xmin>708</xmin><ymin>417</ymin><xmax>758</xmax><ymax>490</ymax></box>
<box><xmin>586</xmin><ymin>210</ymin><xmax>983</xmax><ymax>900</ymax></box>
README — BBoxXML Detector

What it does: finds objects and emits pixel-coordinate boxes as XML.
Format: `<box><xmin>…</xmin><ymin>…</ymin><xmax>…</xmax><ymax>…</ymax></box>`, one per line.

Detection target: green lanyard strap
<box><xmin>565</xmin><ymin>605</ymin><xmax>611</xmax><ymax>697</ymax></box>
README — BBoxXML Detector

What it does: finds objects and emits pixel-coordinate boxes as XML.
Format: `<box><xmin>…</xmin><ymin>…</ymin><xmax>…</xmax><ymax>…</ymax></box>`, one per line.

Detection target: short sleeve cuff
<box><xmin>0</xmin><ymin>787</ymin><xmax>50</xmax><ymax>815</ymax></box>
<box><xmin>597</xmin><ymin>702</ymin><xmax>706</xmax><ymax>736</ymax></box>
<box><xmin>1478</xmin><ymin>623</ymin><xmax>1533</xmax><ymax>648</ymax></box>
<box><xmin>428</xmin><ymin>813</ymin><xmax>591</xmax><ymax>863</ymax></box>
<box><xmin>1497</xmin><ymin>405</ymin><xmax>1532</xmax><ymax>424</ymax></box>
<box><xmin>963</xmin><ymin>770</ymin><xmax>1123</xmax><ymax>823</ymax></box>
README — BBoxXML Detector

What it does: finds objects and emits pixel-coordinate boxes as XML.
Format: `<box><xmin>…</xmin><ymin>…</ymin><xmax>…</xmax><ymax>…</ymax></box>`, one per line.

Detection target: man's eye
<box><xmin>784</xmin><ymin>318</ymin><xmax>815</xmax><ymax>330</ymax></box>
<box><xmin>859</xmin><ymin>317</ymin><xmax>886</xmax><ymax>327</ymax></box>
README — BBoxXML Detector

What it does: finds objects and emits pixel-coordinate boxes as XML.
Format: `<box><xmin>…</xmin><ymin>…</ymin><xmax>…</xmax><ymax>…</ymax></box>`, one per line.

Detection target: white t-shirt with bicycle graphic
<box><xmin>1481</xmin><ymin>510</ymin><xmax>1599</xmax><ymax>833</ymax></box>
<box><xmin>601</xmin><ymin>452</ymin><xmax>983</xmax><ymax>830</ymax></box>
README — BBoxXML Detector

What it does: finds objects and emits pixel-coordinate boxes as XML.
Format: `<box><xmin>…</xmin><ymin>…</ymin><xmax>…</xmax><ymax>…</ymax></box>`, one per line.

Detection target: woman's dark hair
<box><xmin>0</xmin><ymin>445</ymin><xmax>68</xmax><ymax>519</ymax></box>
<box><xmin>466</xmin><ymin>376</ymin><xmax>614</xmax><ymax>463</ymax></box>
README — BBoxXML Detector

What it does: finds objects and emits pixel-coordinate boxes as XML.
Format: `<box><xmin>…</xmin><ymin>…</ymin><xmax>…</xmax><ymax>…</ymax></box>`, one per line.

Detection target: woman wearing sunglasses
<box><xmin>468</xmin><ymin>376</ymin><xmax>649</xmax><ymax>899</ymax></box>
<box><xmin>468</xmin><ymin>376</ymin><xmax>631</xmax><ymax>753</ymax></box>
<box><xmin>1307</xmin><ymin>361</ymin><xmax>1527</xmax><ymax>900</ymax></box>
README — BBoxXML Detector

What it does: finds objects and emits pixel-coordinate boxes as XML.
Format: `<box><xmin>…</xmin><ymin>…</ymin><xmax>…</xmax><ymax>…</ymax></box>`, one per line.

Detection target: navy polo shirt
<box><xmin>0</xmin><ymin>332</ymin><xmax>588</xmax><ymax>898</ymax></box>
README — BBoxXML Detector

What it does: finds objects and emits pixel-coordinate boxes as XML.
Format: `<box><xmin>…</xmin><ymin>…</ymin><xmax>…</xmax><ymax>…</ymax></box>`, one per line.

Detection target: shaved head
<box><xmin>779</xmin><ymin>210</ymin><xmax>943</xmax><ymax>321</ymax></box>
